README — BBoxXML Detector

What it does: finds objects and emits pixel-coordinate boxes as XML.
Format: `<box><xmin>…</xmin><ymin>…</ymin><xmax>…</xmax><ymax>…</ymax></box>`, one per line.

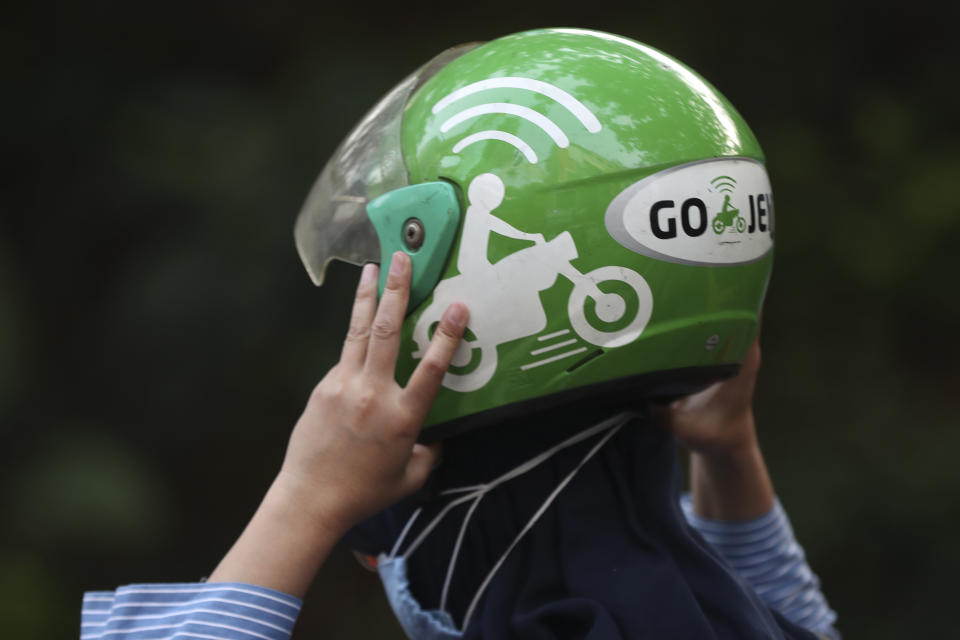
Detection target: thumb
<box><xmin>401</xmin><ymin>442</ymin><xmax>443</xmax><ymax>495</ymax></box>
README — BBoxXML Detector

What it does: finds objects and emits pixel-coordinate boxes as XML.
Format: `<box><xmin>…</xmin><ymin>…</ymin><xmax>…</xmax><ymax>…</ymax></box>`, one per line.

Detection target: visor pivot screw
<box><xmin>403</xmin><ymin>218</ymin><xmax>425</xmax><ymax>251</ymax></box>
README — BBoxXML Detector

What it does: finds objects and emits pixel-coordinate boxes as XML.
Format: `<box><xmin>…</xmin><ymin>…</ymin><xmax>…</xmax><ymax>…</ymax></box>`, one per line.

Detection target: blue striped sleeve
<box><xmin>80</xmin><ymin>582</ymin><xmax>301</xmax><ymax>640</ymax></box>
<box><xmin>681</xmin><ymin>495</ymin><xmax>839</xmax><ymax>639</ymax></box>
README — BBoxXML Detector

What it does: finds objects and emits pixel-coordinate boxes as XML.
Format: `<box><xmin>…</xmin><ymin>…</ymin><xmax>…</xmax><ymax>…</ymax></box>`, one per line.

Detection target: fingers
<box><xmin>404</xmin><ymin>302</ymin><xmax>468</xmax><ymax>415</ymax></box>
<box><xmin>340</xmin><ymin>263</ymin><xmax>380</xmax><ymax>368</ymax></box>
<box><xmin>365</xmin><ymin>252</ymin><xmax>412</xmax><ymax>375</ymax></box>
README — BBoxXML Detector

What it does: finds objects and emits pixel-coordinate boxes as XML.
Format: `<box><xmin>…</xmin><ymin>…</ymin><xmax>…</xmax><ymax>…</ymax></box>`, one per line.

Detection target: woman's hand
<box><xmin>654</xmin><ymin>329</ymin><xmax>762</xmax><ymax>458</ymax></box>
<box><xmin>278</xmin><ymin>252</ymin><xmax>467</xmax><ymax>532</ymax></box>
<box><xmin>653</xmin><ymin>326</ymin><xmax>775</xmax><ymax>521</ymax></box>
<box><xmin>209</xmin><ymin>252</ymin><xmax>468</xmax><ymax>596</ymax></box>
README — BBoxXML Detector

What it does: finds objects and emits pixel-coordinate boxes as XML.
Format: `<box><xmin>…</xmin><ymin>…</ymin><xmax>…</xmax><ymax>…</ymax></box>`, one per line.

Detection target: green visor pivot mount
<box><xmin>366</xmin><ymin>181</ymin><xmax>462</xmax><ymax>312</ymax></box>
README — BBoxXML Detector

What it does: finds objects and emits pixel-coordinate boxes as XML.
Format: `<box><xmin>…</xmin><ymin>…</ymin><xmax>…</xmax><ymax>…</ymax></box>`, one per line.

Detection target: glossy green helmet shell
<box><xmin>295</xmin><ymin>28</ymin><xmax>774</xmax><ymax>439</ymax></box>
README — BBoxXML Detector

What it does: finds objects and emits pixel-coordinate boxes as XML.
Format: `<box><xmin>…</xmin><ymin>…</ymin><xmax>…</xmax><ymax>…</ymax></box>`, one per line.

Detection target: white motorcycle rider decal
<box><xmin>412</xmin><ymin>174</ymin><xmax>653</xmax><ymax>392</ymax></box>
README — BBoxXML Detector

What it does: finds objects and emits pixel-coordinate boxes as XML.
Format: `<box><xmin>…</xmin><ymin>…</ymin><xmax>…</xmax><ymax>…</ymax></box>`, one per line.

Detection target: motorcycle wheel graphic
<box><xmin>568</xmin><ymin>266</ymin><xmax>653</xmax><ymax>348</ymax></box>
<box><xmin>712</xmin><ymin>217</ymin><xmax>725</xmax><ymax>234</ymax></box>
<box><xmin>411</xmin><ymin>303</ymin><xmax>498</xmax><ymax>393</ymax></box>
<box><xmin>735</xmin><ymin>216</ymin><xmax>746</xmax><ymax>232</ymax></box>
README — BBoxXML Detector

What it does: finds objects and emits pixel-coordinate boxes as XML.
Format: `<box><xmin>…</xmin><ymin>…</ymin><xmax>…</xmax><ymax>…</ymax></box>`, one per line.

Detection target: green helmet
<box><xmin>295</xmin><ymin>28</ymin><xmax>774</xmax><ymax>439</ymax></box>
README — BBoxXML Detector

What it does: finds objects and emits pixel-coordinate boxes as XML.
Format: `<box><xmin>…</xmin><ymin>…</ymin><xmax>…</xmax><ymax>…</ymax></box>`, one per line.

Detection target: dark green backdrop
<box><xmin>2</xmin><ymin>2</ymin><xmax>957</xmax><ymax>637</ymax></box>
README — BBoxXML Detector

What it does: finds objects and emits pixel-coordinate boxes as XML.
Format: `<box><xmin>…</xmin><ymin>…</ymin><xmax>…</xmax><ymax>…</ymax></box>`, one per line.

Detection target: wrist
<box><xmin>268</xmin><ymin>469</ymin><xmax>355</xmax><ymax>542</ymax></box>
<box><xmin>698</xmin><ymin>425</ymin><xmax>758</xmax><ymax>464</ymax></box>
<box><xmin>693</xmin><ymin>410</ymin><xmax>759</xmax><ymax>461</ymax></box>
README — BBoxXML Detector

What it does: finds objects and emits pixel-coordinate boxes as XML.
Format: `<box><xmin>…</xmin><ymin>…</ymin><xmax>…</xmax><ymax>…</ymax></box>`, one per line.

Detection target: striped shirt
<box><xmin>81</xmin><ymin>498</ymin><xmax>837</xmax><ymax>639</ymax></box>
<box><xmin>80</xmin><ymin>583</ymin><xmax>300</xmax><ymax>640</ymax></box>
<box><xmin>681</xmin><ymin>495</ymin><xmax>839</xmax><ymax>638</ymax></box>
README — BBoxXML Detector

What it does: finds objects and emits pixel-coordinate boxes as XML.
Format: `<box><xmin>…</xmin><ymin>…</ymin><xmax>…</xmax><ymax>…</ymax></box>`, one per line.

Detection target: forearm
<box><xmin>684</xmin><ymin>415</ymin><xmax>840</xmax><ymax>636</ymax></box>
<box><xmin>689</xmin><ymin>413</ymin><xmax>775</xmax><ymax>521</ymax></box>
<box><xmin>208</xmin><ymin>473</ymin><xmax>349</xmax><ymax>598</ymax></box>
<box><xmin>82</xmin><ymin>256</ymin><xmax>460</xmax><ymax>638</ymax></box>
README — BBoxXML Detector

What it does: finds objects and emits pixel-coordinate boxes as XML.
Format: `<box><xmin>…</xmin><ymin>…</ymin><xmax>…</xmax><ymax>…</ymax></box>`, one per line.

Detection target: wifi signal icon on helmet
<box><xmin>710</xmin><ymin>175</ymin><xmax>738</xmax><ymax>193</ymax></box>
<box><xmin>431</xmin><ymin>77</ymin><xmax>602</xmax><ymax>164</ymax></box>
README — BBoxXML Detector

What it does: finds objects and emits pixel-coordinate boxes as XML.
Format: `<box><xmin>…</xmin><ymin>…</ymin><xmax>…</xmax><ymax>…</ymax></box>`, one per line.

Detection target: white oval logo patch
<box><xmin>604</xmin><ymin>158</ymin><xmax>773</xmax><ymax>266</ymax></box>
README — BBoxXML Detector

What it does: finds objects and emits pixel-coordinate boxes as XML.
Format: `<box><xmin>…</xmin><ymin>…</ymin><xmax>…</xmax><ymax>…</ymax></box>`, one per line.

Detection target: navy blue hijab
<box><xmin>346</xmin><ymin>406</ymin><xmax>818</xmax><ymax>640</ymax></box>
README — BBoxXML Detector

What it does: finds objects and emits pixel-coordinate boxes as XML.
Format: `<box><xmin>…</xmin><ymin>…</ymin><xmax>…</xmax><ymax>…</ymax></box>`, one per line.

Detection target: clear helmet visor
<box><xmin>294</xmin><ymin>44</ymin><xmax>479</xmax><ymax>285</ymax></box>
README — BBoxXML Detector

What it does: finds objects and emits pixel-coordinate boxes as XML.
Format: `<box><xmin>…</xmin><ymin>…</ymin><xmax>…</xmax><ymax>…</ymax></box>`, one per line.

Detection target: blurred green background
<box><xmin>2</xmin><ymin>1</ymin><xmax>957</xmax><ymax>637</ymax></box>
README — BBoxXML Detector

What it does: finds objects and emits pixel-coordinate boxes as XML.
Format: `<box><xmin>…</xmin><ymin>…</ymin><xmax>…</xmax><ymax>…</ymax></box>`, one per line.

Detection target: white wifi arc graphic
<box><xmin>432</xmin><ymin>77</ymin><xmax>602</xmax><ymax>164</ymax></box>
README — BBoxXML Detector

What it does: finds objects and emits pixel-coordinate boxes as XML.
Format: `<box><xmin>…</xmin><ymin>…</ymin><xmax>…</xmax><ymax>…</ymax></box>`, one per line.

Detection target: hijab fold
<box><xmin>346</xmin><ymin>407</ymin><xmax>817</xmax><ymax>640</ymax></box>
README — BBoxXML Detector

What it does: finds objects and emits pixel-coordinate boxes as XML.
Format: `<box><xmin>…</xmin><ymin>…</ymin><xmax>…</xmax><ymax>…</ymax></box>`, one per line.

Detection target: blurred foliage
<box><xmin>2</xmin><ymin>1</ymin><xmax>958</xmax><ymax>638</ymax></box>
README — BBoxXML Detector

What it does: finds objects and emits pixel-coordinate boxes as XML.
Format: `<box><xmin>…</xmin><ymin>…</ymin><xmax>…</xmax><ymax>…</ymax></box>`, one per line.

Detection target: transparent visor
<box><xmin>294</xmin><ymin>44</ymin><xmax>480</xmax><ymax>285</ymax></box>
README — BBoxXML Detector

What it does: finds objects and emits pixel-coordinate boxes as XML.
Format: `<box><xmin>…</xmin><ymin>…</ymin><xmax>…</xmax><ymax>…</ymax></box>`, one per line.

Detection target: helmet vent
<box><xmin>565</xmin><ymin>349</ymin><xmax>604</xmax><ymax>373</ymax></box>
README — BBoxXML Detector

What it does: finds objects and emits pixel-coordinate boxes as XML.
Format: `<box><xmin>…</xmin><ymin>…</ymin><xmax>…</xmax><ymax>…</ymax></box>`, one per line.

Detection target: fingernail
<box><xmin>360</xmin><ymin>262</ymin><xmax>377</xmax><ymax>284</ymax></box>
<box><xmin>390</xmin><ymin>251</ymin><xmax>408</xmax><ymax>276</ymax></box>
<box><xmin>444</xmin><ymin>303</ymin><xmax>468</xmax><ymax>329</ymax></box>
